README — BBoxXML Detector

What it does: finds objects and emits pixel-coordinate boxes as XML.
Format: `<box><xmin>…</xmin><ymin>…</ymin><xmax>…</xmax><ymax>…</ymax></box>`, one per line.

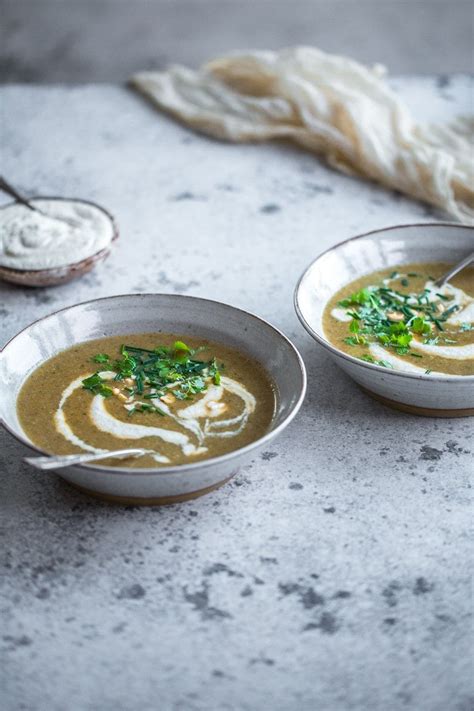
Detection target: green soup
<box><xmin>17</xmin><ymin>334</ymin><xmax>276</xmax><ymax>467</ymax></box>
<box><xmin>323</xmin><ymin>263</ymin><xmax>474</xmax><ymax>377</ymax></box>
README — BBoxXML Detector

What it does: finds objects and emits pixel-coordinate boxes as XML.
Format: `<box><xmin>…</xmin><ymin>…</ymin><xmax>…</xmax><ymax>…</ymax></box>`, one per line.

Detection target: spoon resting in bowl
<box><xmin>434</xmin><ymin>251</ymin><xmax>474</xmax><ymax>287</ymax></box>
<box><xmin>24</xmin><ymin>448</ymin><xmax>153</xmax><ymax>471</ymax></box>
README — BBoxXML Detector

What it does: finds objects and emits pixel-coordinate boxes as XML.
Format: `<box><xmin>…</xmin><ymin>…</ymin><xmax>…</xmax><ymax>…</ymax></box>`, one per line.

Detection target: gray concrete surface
<box><xmin>1</xmin><ymin>0</ymin><xmax>473</xmax><ymax>82</ymax></box>
<box><xmin>0</xmin><ymin>76</ymin><xmax>473</xmax><ymax>711</ymax></box>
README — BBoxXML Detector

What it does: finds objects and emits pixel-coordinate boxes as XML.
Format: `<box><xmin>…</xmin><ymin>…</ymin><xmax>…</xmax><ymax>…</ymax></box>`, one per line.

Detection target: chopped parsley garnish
<box><xmin>82</xmin><ymin>373</ymin><xmax>113</xmax><ymax>397</ymax></box>
<box><xmin>91</xmin><ymin>353</ymin><xmax>110</xmax><ymax>363</ymax></box>
<box><xmin>359</xmin><ymin>354</ymin><xmax>394</xmax><ymax>368</ymax></box>
<box><xmin>411</xmin><ymin>317</ymin><xmax>431</xmax><ymax>335</ymax></box>
<box><xmin>82</xmin><ymin>340</ymin><xmax>223</xmax><ymax>417</ymax></box>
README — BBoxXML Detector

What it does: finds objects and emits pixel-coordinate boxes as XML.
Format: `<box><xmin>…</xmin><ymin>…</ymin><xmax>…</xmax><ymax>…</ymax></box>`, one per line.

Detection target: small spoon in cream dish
<box><xmin>24</xmin><ymin>448</ymin><xmax>154</xmax><ymax>471</ymax></box>
<box><xmin>433</xmin><ymin>251</ymin><xmax>474</xmax><ymax>288</ymax></box>
<box><xmin>0</xmin><ymin>176</ymin><xmax>76</xmax><ymax>226</ymax></box>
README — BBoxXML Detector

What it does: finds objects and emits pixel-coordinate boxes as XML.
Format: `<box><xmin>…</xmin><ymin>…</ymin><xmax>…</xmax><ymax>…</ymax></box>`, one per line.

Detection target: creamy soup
<box><xmin>17</xmin><ymin>334</ymin><xmax>276</xmax><ymax>467</ymax></box>
<box><xmin>323</xmin><ymin>263</ymin><xmax>474</xmax><ymax>376</ymax></box>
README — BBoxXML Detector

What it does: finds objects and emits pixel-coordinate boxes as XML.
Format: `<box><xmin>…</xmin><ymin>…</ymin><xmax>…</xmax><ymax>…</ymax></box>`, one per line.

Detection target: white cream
<box><xmin>54</xmin><ymin>376</ymin><xmax>106</xmax><ymax>454</ymax></box>
<box><xmin>367</xmin><ymin>344</ymin><xmax>455</xmax><ymax>376</ymax></box>
<box><xmin>53</xmin><ymin>373</ymin><xmax>257</xmax><ymax>463</ymax></box>
<box><xmin>410</xmin><ymin>339</ymin><xmax>474</xmax><ymax>360</ymax></box>
<box><xmin>331</xmin><ymin>307</ymin><xmax>352</xmax><ymax>322</ymax></box>
<box><xmin>449</xmin><ymin>302</ymin><xmax>474</xmax><ymax>325</ymax></box>
<box><xmin>54</xmin><ymin>375</ymin><xmax>172</xmax><ymax>463</ymax></box>
<box><xmin>407</xmin><ymin>280</ymin><xmax>474</xmax><ymax>362</ymax></box>
<box><xmin>97</xmin><ymin>370</ymin><xmax>118</xmax><ymax>380</ymax></box>
<box><xmin>203</xmin><ymin>377</ymin><xmax>256</xmax><ymax>438</ymax></box>
<box><xmin>423</xmin><ymin>280</ymin><xmax>472</xmax><ymax>309</ymax></box>
<box><xmin>218</xmin><ymin>376</ymin><xmax>256</xmax><ymax>416</ymax></box>
<box><xmin>177</xmin><ymin>384</ymin><xmax>224</xmax><ymax>419</ymax></box>
<box><xmin>0</xmin><ymin>199</ymin><xmax>114</xmax><ymax>270</ymax></box>
<box><xmin>91</xmin><ymin>395</ymin><xmax>191</xmax><ymax>447</ymax></box>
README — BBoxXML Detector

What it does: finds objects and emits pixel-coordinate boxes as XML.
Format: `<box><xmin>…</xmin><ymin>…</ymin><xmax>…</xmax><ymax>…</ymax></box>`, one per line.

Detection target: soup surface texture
<box><xmin>323</xmin><ymin>263</ymin><xmax>474</xmax><ymax>376</ymax></box>
<box><xmin>17</xmin><ymin>334</ymin><xmax>276</xmax><ymax>467</ymax></box>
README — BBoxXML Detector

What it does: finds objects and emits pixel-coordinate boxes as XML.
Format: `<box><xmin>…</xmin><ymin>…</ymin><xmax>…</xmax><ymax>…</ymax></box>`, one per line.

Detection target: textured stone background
<box><xmin>1</xmin><ymin>76</ymin><xmax>473</xmax><ymax>711</ymax></box>
<box><xmin>0</xmin><ymin>0</ymin><xmax>473</xmax><ymax>82</ymax></box>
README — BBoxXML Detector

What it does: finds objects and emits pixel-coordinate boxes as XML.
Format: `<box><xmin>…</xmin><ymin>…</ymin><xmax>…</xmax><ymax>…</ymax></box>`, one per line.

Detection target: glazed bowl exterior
<box><xmin>0</xmin><ymin>294</ymin><xmax>306</xmax><ymax>503</ymax></box>
<box><xmin>0</xmin><ymin>197</ymin><xmax>118</xmax><ymax>287</ymax></box>
<box><xmin>295</xmin><ymin>223</ymin><xmax>474</xmax><ymax>416</ymax></box>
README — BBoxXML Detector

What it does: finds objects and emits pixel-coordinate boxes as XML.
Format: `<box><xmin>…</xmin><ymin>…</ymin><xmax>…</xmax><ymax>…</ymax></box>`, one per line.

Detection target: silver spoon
<box><xmin>24</xmin><ymin>448</ymin><xmax>153</xmax><ymax>471</ymax></box>
<box><xmin>0</xmin><ymin>176</ymin><xmax>77</xmax><ymax>227</ymax></box>
<box><xmin>433</xmin><ymin>251</ymin><xmax>474</xmax><ymax>288</ymax></box>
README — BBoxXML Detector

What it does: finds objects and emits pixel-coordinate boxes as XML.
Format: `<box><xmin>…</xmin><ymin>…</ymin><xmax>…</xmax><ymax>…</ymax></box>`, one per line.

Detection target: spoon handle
<box><xmin>434</xmin><ymin>251</ymin><xmax>474</xmax><ymax>288</ymax></box>
<box><xmin>24</xmin><ymin>448</ymin><xmax>151</xmax><ymax>471</ymax></box>
<box><xmin>0</xmin><ymin>176</ymin><xmax>37</xmax><ymax>211</ymax></box>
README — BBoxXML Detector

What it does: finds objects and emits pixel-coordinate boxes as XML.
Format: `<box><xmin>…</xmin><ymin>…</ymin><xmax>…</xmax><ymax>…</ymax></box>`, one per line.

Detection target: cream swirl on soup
<box><xmin>54</xmin><ymin>372</ymin><xmax>256</xmax><ymax>464</ymax></box>
<box><xmin>17</xmin><ymin>335</ymin><xmax>275</xmax><ymax>468</ymax></box>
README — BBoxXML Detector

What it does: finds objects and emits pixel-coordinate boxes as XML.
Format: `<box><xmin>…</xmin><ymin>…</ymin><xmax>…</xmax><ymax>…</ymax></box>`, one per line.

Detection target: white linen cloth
<box><xmin>131</xmin><ymin>47</ymin><xmax>474</xmax><ymax>224</ymax></box>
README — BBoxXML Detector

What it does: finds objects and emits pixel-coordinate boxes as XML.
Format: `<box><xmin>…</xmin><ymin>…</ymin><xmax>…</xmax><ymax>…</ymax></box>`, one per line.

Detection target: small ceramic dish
<box><xmin>0</xmin><ymin>197</ymin><xmax>118</xmax><ymax>287</ymax></box>
<box><xmin>0</xmin><ymin>294</ymin><xmax>306</xmax><ymax>504</ymax></box>
<box><xmin>295</xmin><ymin>223</ymin><xmax>474</xmax><ymax>417</ymax></box>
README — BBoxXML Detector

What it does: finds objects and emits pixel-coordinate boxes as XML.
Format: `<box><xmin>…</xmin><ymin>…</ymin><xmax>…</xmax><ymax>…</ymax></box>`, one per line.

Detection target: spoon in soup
<box><xmin>24</xmin><ymin>448</ymin><xmax>154</xmax><ymax>470</ymax></box>
<box><xmin>433</xmin><ymin>251</ymin><xmax>474</xmax><ymax>288</ymax></box>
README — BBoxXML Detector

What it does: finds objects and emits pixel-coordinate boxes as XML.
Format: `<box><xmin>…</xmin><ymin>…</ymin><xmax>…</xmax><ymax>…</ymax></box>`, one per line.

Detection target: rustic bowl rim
<box><xmin>0</xmin><ymin>196</ymin><xmax>118</xmax><ymax>277</ymax></box>
<box><xmin>1</xmin><ymin>293</ymin><xmax>307</xmax><ymax>475</ymax></box>
<box><xmin>294</xmin><ymin>221</ymin><xmax>474</xmax><ymax>384</ymax></box>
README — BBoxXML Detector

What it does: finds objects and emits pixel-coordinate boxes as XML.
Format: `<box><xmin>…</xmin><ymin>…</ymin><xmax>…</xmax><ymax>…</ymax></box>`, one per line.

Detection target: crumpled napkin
<box><xmin>131</xmin><ymin>47</ymin><xmax>474</xmax><ymax>224</ymax></box>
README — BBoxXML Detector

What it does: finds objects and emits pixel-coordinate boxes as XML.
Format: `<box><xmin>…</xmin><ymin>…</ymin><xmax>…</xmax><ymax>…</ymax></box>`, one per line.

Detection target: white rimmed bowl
<box><xmin>295</xmin><ymin>223</ymin><xmax>474</xmax><ymax>417</ymax></box>
<box><xmin>0</xmin><ymin>197</ymin><xmax>118</xmax><ymax>287</ymax></box>
<box><xmin>0</xmin><ymin>294</ymin><xmax>306</xmax><ymax>504</ymax></box>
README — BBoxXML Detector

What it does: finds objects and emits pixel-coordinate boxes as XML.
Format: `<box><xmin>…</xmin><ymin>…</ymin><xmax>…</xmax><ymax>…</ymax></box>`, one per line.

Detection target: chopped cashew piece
<box><xmin>160</xmin><ymin>393</ymin><xmax>176</xmax><ymax>405</ymax></box>
<box><xmin>386</xmin><ymin>311</ymin><xmax>404</xmax><ymax>322</ymax></box>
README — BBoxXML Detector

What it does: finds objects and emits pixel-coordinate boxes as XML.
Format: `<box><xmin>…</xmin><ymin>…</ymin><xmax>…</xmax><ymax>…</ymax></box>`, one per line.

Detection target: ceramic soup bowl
<box><xmin>0</xmin><ymin>294</ymin><xmax>306</xmax><ymax>504</ymax></box>
<box><xmin>295</xmin><ymin>223</ymin><xmax>474</xmax><ymax>417</ymax></box>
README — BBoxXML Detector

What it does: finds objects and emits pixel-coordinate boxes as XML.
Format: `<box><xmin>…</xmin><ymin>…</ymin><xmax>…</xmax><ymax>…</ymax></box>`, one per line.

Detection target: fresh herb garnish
<box><xmin>82</xmin><ymin>340</ymin><xmax>224</xmax><ymax>417</ymax></box>
<box><xmin>411</xmin><ymin>317</ymin><xmax>431</xmax><ymax>335</ymax></box>
<box><xmin>336</xmin><ymin>272</ymin><xmax>466</xmax><ymax>365</ymax></box>
<box><xmin>91</xmin><ymin>353</ymin><xmax>110</xmax><ymax>363</ymax></box>
<box><xmin>359</xmin><ymin>355</ymin><xmax>394</xmax><ymax>368</ymax></box>
<box><xmin>82</xmin><ymin>373</ymin><xmax>113</xmax><ymax>397</ymax></box>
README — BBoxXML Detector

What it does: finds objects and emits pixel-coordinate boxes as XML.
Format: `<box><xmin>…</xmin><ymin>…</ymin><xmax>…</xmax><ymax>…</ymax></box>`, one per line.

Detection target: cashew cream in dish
<box><xmin>323</xmin><ymin>263</ymin><xmax>474</xmax><ymax>376</ymax></box>
<box><xmin>17</xmin><ymin>334</ymin><xmax>276</xmax><ymax>467</ymax></box>
<box><xmin>0</xmin><ymin>199</ymin><xmax>114</xmax><ymax>270</ymax></box>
